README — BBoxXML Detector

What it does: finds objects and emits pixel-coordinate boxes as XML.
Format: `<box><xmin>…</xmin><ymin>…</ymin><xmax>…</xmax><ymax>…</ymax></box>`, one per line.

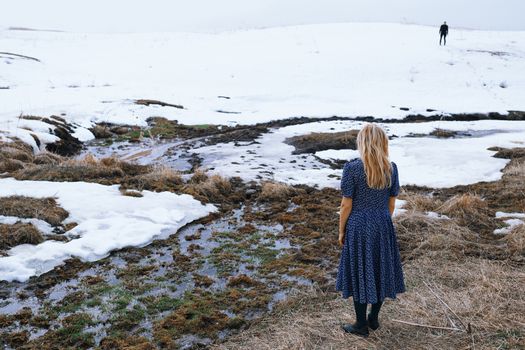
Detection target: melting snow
<box><xmin>0</xmin><ymin>178</ymin><xmax>216</xmax><ymax>282</ymax></box>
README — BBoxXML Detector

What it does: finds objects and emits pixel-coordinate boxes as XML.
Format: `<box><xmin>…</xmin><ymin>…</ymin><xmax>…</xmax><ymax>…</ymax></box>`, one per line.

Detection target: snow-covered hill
<box><xmin>1</xmin><ymin>23</ymin><xmax>525</xmax><ymax>149</ymax></box>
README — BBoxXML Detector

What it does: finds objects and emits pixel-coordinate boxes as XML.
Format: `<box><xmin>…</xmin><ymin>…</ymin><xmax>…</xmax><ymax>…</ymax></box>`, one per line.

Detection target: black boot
<box><xmin>367</xmin><ymin>301</ymin><xmax>382</xmax><ymax>331</ymax></box>
<box><xmin>342</xmin><ymin>300</ymin><xmax>369</xmax><ymax>337</ymax></box>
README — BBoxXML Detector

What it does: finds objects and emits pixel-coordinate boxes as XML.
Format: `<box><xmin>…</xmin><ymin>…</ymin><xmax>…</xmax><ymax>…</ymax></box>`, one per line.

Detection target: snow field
<box><xmin>1</xmin><ymin>23</ymin><xmax>525</xmax><ymax>149</ymax></box>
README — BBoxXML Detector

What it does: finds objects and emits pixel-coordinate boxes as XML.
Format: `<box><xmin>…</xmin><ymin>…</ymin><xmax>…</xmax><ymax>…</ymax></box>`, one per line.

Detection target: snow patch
<box><xmin>494</xmin><ymin>211</ymin><xmax>525</xmax><ymax>235</ymax></box>
<box><xmin>0</xmin><ymin>178</ymin><xmax>216</xmax><ymax>282</ymax></box>
<box><xmin>195</xmin><ymin>119</ymin><xmax>525</xmax><ymax>189</ymax></box>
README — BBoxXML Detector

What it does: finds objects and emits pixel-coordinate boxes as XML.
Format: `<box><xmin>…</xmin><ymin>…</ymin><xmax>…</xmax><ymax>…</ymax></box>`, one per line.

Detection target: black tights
<box><xmin>440</xmin><ymin>34</ymin><xmax>447</xmax><ymax>45</ymax></box>
<box><xmin>353</xmin><ymin>299</ymin><xmax>383</xmax><ymax>326</ymax></box>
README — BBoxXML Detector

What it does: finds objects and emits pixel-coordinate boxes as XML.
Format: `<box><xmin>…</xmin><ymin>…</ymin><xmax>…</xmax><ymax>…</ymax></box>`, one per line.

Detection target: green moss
<box><xmin>55</xmin><ymin>313</ymin><xmax>95</xmax><ymax>348</ymax></box>
<box><xmin>109</xmin><ymin>304</ymin><xmax>146</xmax><ymax>331</ymax></box>
<box><xmin>251</xmin><ymin>245</ymin><xmax>279</xmax><ymax>265</ymax></box>
<box><xmin>55</xmin><ymin>291</ymin><xmax>87</xmax><ymax>314</ymax></box>
<box><xmin>140</xmin><ymin>295</ymin><xmax>183</xmax><ymax>315</ymax></box>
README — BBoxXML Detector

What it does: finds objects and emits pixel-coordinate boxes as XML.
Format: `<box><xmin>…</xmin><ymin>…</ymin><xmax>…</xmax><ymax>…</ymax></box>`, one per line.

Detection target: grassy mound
<box><xmin>0</xmin><ymin>223</ymin><xmax>43</xmax><ymax>250</ymax></box>
<box><xmin>285</xmin><ymin>130</ymin><xmax>359</xmax><ymax>154</ymax></box>
<box><xmin>0</xmin><ymin>196</ymin><xmax>68</xmax><ymax>226</ymax></box>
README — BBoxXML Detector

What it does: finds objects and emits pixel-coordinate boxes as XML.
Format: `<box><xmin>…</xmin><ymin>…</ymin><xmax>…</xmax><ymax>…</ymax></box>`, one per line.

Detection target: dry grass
<box><xmin>214</xmin><ymin>258</ymin><xmax>525</xmax><ymax>350</ymax></box>
<box><xmin>286</xmin><ymin>130</ymin><xmax>359</xmax><ymax>154</ymax></box>
<box><xmin>394</xmin><ymin>210</ymin><xmax>487</xmax><ymax>261</ymax></box>
<box><xmin>505</xmin><ymin>224</ymin><xmax>525</xmax><ymax>259</ymax></box>
<box><xmin>33</xmin><ymin>151</ymin><xmax>63</xmax><ymax>165</ymax></box>
<box><xmin>183</xmin><ymin>174</ymin><xmax>233</xmax><ymax>203</ymax></box>
<box><xmin>0</xmin><ymin>143</ymin><xmax>33</xmax><ymax>162</ymax></box>
<box><xmin>401</xmin><ymin>192</ymin><xmax>442</xmax><ymax>212</ymax></box>
<box><xmin>437</xmin><ymin>194</ymin><xmax>496</xmax><ymax>235</ymax></box>
<box><xmin>187</xmin><ymin>168</ymin><xmax>209</xmax><ymax>184</ymax></box>
<box><xmin>0</xmin><ymin>223</ymin><xmax>43</xmax><ymax>250</ymax></box>
<box><xmin>14</xmin><ymin>154</ymin><xmax>150</xmax><ymax>183</ymax></box>
<box><xmin>0</xmin><ymin>196</ymin><xmax>69</xmax><ymax>226</ymax></box>
<box><xmin>258</xmin><ymin>181</ymin><xmax>295</xmax><ymax>202</ymax></box>
<box><xmin>505</xmin><ymin>159</ymin><xmax>525</xmax><ymax>177</ymax></box>
<box><xmin>122</xmin><ymin>165</ymin><xmax>183</xmax><ymax>192</ymax></box>
<box><xmin>429</xmin><ymin>128</ymin><xmax>458</xmax><ymax>138</ymax></box>
<box><xmin>0</xmin><ymin>140</ymin><xmax>34</xmax><ymax>173</ymax></box>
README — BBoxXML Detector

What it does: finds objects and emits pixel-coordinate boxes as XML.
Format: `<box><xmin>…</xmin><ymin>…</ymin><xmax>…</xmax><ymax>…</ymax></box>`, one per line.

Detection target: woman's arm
<box><xmin>388</xmin><ymin>196</ymin><xmax>396</xmax><ymax>216</ymax></box>
<box><xmin>338</xmin><ymin>197</ymin><xmax>353</xmax><ymax>247</ymax></box>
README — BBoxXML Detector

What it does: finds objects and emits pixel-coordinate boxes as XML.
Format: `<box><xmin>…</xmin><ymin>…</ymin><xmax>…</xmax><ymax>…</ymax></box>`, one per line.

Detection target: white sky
<box><xmin>1</xmin><ymin>0</ymin><xmax>524</xmax><ymax>32</ymax></box>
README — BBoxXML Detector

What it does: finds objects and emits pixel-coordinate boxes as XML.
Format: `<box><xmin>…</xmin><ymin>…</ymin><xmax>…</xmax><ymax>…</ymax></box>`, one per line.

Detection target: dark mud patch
<box><xmin>19</xmin><ymin>115</ymin><xmax>83</xmax><ymax>156</ymax></box>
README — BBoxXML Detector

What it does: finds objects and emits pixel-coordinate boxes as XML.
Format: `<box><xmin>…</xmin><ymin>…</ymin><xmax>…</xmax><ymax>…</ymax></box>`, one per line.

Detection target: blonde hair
<box><xmin>356</xmin><ymin>123</ymin><xmax>392</xmax><ymax>189</ymax></box>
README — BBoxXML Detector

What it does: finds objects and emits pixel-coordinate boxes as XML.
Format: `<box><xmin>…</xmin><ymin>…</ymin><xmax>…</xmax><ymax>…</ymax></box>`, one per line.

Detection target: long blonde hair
<box><xmin>356</xmin><ymin>123</ymin><xmax>392</xmax><ymax>189</ymax></box>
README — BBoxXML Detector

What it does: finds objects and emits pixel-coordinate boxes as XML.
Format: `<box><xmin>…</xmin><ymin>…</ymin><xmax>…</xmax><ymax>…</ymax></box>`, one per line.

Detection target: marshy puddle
<box><xmin>0</xmin><ymin>199</ymin><xmax>314</xmax><ymax>349</ymax></box>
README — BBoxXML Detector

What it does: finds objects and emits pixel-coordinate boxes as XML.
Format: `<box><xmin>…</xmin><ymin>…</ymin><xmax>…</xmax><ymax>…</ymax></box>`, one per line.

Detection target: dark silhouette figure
<box><xmin>440</xmin><ymin>21</ymin><xmax>449</xmax><ymax>45</ymax></box>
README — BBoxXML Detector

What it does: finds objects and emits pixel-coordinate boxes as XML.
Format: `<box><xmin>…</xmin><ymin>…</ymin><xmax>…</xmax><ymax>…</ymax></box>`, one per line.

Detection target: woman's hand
<box><xmin>339</xmin><ymin>197</ymin><xmax>352</xmax><ymax>248</ymax></box>
<box><xmin>338</xmin><ymin>232</ymin><xmax>345</xmax><ymax>247</ymax></box>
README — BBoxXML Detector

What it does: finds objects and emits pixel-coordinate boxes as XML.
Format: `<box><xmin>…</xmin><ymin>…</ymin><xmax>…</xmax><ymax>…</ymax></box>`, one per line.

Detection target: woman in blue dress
<box><xmin>336</xmin><ymin>123</ymin><xmax>405</xmax><ymax>337</ymax></box>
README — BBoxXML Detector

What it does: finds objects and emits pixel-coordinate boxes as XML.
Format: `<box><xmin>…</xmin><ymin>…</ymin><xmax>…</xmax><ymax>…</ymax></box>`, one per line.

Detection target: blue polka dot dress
<box><xmin>336</xmin><ymin>158</ymin><xmax>405</xmax><ymax>303</ymax></box>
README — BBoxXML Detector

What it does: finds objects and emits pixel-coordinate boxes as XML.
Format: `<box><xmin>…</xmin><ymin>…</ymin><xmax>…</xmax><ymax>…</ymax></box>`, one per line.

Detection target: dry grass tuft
<box><xmin>33</xmin><ymin>151</ymin><xmax>63</xmax><ymax>165</ymax></box>
<box><xmin>505</xmin><ymin>224</ymin><xmax>525</xmax><ymax>259</ymax></box>
<box><xmin>394</xmin><ymin>210</ymin><xmax>497</xmax><ymax>260</ymax></box>
<box><xmin>505</xmin><ymin>159</ymin><xmax>525</xmax><ymax>177</ymax></box>
<box><xmin>429</xmin><ymin>128</ymin><xmax>458</xmax><ymax>138</ymax></box>
<box><xmin>0</xmin><ymin>223</ymin><xmax>44</xmax><ymax>250</ymax></box>
<box><xmin>0</xmin><ymin>196</ymin><xmax>69</xmax><ymax>226</ymax></box>
<box><xmin>437</xmin><ymin>194</ymin><xmax>496</xmax><ymax>234</ymax></box>
<box><xmin>183</xmin><ymin>174</ymin><xmax>233</xmax><ymax>203</ymax></box>
<box><xmin>0</xmin><ymin>140</ymin><xmax>34</xmax><ymax>173</ymax></box>
<box><xmin>0</xmin><ymin>158</ymin><xmax>26</xmax><ymax>173</ymax></box>
<box><xmin>188</xmin><ymin>168</ymin><xmax>209</xmax><ymax>184</ymax></box>
<box><xmin>401</xmin><ymin>192</ymin><xmax>442</xmax><ymax>212</ymax></box>
<box><xmin>0</xmin><ymin>145</ymin><xmax>33</xmax><ymax>162</ymax></box>
<box><xmin>258</xmin><ymin>181</ymin><xmax>295</xmax><ymax>202</ymax></box>
<box><xmin>123</xmin><ymin>165</ymin><xmax>183</xmax><ymax>192</ymax></box>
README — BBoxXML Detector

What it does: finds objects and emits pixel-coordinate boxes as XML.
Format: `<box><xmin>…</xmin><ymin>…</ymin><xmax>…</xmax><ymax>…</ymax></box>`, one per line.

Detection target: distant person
<box><xmin>336</xmin><ymin>123</ymin><xmax>405</xmax><ymax>337</ymax></box>
<box><xmin>440</xmin><ymin>21</ymin><xmax>449</xmax><ymax>46</ymax></box>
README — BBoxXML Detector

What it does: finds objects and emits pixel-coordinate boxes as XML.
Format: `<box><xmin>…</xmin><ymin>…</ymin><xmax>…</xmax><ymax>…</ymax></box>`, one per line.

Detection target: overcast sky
<box><xmin>2</xmin><ymin>0</ymin><xmax>524</xmax><ymax>32</ymax></box>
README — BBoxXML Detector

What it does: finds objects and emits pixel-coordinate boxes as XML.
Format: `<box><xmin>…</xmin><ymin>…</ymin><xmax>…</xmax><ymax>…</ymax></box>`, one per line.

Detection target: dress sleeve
<box><xmin>341</xmin><ymin>163</ymin><xmax>355</xmax><ymax>198</ymax></box>
<box><xmin>389</xmin><ymin>162</ymin><xmax>400</xmax><ymax>197</ymax></box>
